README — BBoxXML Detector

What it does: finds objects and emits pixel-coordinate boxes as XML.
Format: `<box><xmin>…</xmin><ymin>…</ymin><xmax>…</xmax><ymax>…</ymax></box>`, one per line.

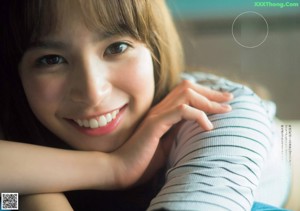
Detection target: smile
<box><xmin>69</xmin><ymin>105</ymin><xmax>127</xmax><ymax>136</ymax></box>
<box><xmin>75</xmin><ymin>109</ymin><xmax>120</xmax><ymax>129</ymax></box>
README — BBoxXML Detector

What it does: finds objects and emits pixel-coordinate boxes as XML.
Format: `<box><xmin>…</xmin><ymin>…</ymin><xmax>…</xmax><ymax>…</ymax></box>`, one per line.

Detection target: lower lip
<box><xmin>69</xmin><ymin>105</ymin><xmax>127</xmax><ymax>136</ymax></box>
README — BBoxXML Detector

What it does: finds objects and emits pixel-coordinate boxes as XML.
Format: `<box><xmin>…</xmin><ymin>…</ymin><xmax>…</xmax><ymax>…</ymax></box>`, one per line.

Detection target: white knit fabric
<box><xmin>148</xmin><ymin>73</ymin><xmax>290</xmax><ymax>211</ymax></box>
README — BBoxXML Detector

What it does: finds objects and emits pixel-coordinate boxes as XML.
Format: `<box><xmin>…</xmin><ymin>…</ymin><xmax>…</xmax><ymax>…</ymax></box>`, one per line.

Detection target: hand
<box><xmin>112</xmin><ymin>80</ymin><xmax>233</xmax><ymax>188</ymax></box>
<box><xmin>0</xmin><ymin>81</ymin><xmax>233</xmax><ymax>194</ymax></box>
<box><xmin>144</xmin><ymin>80</ymin><xmax>232</xmax><ymax>132</ymax></box>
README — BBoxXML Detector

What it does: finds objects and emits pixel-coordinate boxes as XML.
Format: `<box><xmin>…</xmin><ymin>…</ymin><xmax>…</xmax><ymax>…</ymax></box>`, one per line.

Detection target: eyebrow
<box><xmin>26</xmin><ymin>31</ymin><xmax>120</xmax><ymax>52</ymax></box>
<box><xmin>27</xmin><ymin>40</ymin><xmax>69</xmax><ymax>51</ymax></box>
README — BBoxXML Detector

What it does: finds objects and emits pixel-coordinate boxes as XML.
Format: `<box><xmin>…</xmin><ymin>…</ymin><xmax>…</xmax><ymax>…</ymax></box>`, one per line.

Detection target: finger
<box><xmin>181</xmin><ymin>88</ymin><xmax>232</xmax><ymax>114</ymax></box>
<box><xmin>149</xmin><ymin>103</ymin><xmax>212</xmax><ymax>136</ymax></box>
<box><xmin>178</xmin><ymin>104</ymin><xmax>213</xmax><ymax>131</ymax></box>
<box><xmin>161</xmin><ymin>104</ymin><xmax>213</xmax><ymax>131</ymax></box>
<box><xmin>180</xmin><ymin>80</ymin><xmax>233</xmax><ymax>103</ymax></box>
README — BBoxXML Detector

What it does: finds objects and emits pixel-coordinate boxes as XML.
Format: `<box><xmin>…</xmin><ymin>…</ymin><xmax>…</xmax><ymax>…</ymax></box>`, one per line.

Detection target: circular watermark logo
<box><xmin>232</xmin><ymin>11</ymin><xmax>269</xmax><ymax>48</ymax></box>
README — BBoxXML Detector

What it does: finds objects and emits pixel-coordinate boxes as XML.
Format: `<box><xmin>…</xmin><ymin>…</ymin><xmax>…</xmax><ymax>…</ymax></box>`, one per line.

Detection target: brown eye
<box><xmin>104</xmin><ymin>42</ymin><xmax>130</xmax><ymax>56</ymax></box>
<box><xmin>37</xmin><ymin>55</ymin><xmax>66</xmax><ymax>65</ymax></box>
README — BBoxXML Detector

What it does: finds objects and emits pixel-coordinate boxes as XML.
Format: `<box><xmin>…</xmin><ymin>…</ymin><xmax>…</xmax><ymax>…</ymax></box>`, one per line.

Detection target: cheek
<box><xmin>115</xmin><ymin>49</ymin><xmax>155</xmax><ymax>101</ymax></box>
<box><xmin>137</xmin><ymin>53</ymin><xmax>155</xmax><ymax>99</ymax></box>
<box><xmin>21</xmin><ymin>75</ymin><xmax>66</xmax><ymax>114</ymax></box>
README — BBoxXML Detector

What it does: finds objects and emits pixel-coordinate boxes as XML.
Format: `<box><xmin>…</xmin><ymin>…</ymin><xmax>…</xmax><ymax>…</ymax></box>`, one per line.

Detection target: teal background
<box><xmin>165</xmin><ymin>0</ymin><xmax>300</xmax><ymax>119</ymax></box>
<box><xmin>166</xmin><ymin>0</ymin><xmax>300</xmax><ymax>19</ymax></box>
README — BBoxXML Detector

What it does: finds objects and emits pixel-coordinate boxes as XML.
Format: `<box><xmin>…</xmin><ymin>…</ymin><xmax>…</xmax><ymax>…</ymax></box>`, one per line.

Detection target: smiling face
<box><xmin>19</xmin><ymin>11</ymin><xmax>155</xmax><ymax>152</ymax></box>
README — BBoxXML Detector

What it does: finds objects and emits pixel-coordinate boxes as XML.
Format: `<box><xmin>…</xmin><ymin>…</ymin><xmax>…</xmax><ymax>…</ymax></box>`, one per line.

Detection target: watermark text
<box><xmin>254</xmin><ymin>1</ymin><xmax>299</xmax><ymax>8</ymax></box>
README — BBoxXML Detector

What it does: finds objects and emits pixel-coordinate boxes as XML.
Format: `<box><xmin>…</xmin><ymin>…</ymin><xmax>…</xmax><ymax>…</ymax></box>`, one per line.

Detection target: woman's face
<box><xmin>19</xmin><ymin>13</ymin><xmax>155</xmax><ymax>152</ymax></box>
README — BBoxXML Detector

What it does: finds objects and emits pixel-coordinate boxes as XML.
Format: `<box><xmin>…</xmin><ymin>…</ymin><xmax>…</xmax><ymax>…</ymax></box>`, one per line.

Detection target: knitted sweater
<box><xmin>147</xmin><ymin>72</ymin><xmax>290</xmax><ymax>211</ymax></box>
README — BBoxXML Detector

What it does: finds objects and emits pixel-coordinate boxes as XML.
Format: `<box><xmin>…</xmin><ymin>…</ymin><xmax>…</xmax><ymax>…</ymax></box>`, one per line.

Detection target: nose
<box><xmin>68</xmin><ymin>56</ymin><xmax>111</xmax><ymax>106</ymax></box>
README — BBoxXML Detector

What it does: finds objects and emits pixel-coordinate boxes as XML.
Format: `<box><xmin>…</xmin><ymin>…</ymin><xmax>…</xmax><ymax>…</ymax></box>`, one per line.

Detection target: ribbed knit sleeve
<box><xmin>147</xmin><ymin>73</ymin><xmax>275</xmax><ymax>211</ymax></box>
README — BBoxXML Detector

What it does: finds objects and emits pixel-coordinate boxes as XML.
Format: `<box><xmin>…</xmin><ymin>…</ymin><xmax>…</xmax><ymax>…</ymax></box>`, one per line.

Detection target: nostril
<box><xmin>68</xmin><ymin>80</ymin><xmax>112</xmax><ymax>106</ymax></box>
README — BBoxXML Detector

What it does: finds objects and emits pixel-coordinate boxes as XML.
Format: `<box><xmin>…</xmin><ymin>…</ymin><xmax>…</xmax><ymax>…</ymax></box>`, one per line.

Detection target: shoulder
<box><xmin>182</xmin><ymin>72</ymin><xmax>276</xmax><ymax>120</ymax></box>
<box><xmin>148</xmin><ymin>73</ymin><xmax>279</xmax><ymax>210</ymax></box>
<box><xmin>169</xmin><ymin>72</ymin><xmax>276</xmax><ymax>174</ymax></box>
<box><xmin>176</xmin><ymin>72</ymin><xmax>276</xmax><ymax>149</ymax></box>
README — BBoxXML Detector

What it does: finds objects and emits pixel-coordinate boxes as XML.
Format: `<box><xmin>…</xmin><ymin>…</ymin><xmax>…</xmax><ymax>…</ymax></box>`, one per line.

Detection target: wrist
<box><xmin>91</xmin><ymin>151</ymin><xmax>127</xmax><ymax>190</ymax></box>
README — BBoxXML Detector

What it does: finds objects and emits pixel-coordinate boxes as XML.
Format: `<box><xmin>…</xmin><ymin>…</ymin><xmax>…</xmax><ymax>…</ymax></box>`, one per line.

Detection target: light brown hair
<box><xmin>8</xmin><ymin>0</ymin><xmax>184</xmax><ymax>103</ymax></box>
<box><xmin>0</xmin><ymin>0</ymin><xmax>184</xmax><ymax>145</ymax></box>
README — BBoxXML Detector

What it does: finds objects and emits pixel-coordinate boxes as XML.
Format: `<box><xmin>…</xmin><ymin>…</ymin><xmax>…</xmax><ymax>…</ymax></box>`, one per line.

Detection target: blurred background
<box><xmin>166</xmin><ymin>0</ymin><xmax>300</xmax><ymax>119</ymax></box>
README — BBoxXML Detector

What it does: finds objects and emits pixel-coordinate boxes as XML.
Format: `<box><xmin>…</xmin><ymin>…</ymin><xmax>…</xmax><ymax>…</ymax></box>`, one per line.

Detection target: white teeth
<box><xmin>83</xmin><ymin>120</ymin><xmax>89</xmax><ymax>127</ymax></box>
<box><xmin>112</xmin><ymin>111</ymin><xmax>117</xmax><ymax>119</ymax></box>
<box><xmin>75</xmin><ymin>109</ymin><xmax>119</xmax><ymax>129</ymax></box>
<box><xmin>89</xmin><ymin>119</ymin><xmax>98</xmax><ymax>129</ymax></box>
<box><xmin>105</xmin><ymin>113</ymin><xmax>112</xmax><ymax>123</ymax></box>
<box><xmin>76</xmin><ymin>119</ymin><xmax>83</xmax><ymax>126</ymax></box>
<box><xmin>98</xmin><ymin>116</ymin><xmax>107</xmax><ymax>127</ymax></box>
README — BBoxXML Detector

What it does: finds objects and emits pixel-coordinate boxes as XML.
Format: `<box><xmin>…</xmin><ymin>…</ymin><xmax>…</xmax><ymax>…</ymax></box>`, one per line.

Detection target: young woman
<box><xmin>0</xmin><ymin>0</ymin><xmax>290</xmax><ymax>210</ymax></box>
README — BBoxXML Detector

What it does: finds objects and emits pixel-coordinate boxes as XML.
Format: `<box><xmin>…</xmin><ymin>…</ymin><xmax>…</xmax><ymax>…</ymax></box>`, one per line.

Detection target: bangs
<box><xmin>29</xmin><ymin>0</ymin><xmax>152</xmax><ymax>44</ymax></box>
<box><xmin>2</xmin><ymin>0</ymin><xmax>183</xmax><ymax>146</ymax></box>
<box><xmin>79</xmin><ymin>0</ymin><xmax>142</xmax><ymax>39</ymax></box>
<box><xmin>6</xmin><ymin>0</ymin><xmax>182</xmax><ymax>105</ymax></box>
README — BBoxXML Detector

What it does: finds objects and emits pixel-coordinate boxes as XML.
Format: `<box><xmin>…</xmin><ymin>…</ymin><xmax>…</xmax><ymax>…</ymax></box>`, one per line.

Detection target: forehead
<box><xmin>43</xmin><ymin>1</ymin><xmax>85</xmax><ymax>35</ymax></box>
<box><xmin>33</xmin><ymin>0</ymin><xmax>140</xmax><ymax>42</ymax></box>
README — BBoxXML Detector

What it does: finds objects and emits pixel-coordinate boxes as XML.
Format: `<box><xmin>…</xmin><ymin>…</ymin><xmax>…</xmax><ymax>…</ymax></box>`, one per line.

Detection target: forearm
<box><xmin>0</xmin><ymin>81</ymin><xmax>233</xmax><ymax>194</ymax></box>
<box><xmin>20</xmin><ymin>193</ymin><xmax>73</xmax><ymax>211</ymax></box>
<box><xmin>0</xmin><ymin>140</ymin><xmax>118</xmax><ymax>194</ymax></box>
<box><xmin>0</xmin><ymin>131</ymin><xmax>164</xmax><ymax>194</ymax></box>
<box><xmin>148</xmin><ymin>85</ymin><xmax>272</xmax><ymax>211</ymax></box>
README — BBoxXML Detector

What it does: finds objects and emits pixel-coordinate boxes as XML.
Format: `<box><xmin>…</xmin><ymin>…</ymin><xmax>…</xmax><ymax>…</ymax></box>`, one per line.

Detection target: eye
<box><xmin>104</xmin><ymin>42</ymin><xmax>130</xmax><ymax>56</ymax></box>
<box><xmin>36</xmin><ymin>55</ymin><xmax>66</xmax><ymax>66</ymax></box>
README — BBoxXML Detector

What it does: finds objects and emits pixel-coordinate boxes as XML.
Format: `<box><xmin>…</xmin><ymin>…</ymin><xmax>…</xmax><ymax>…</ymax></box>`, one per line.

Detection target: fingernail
<box><xmin>223</xmin><ymin>92</ymin><xmax>234</xmax><ymax>99</ymax></box>
<box><xmin>221</xmin><ymin>104</ymin><xmax>232</xmax><ymax>110</ymax></box>
<box><xmin>207</xmin><ymin>121</ymin><xmax>214</xmax><ymax>130</ymax></box>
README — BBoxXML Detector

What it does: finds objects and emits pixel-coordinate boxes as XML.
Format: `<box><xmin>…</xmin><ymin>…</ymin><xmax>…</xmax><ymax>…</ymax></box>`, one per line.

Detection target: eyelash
<box><xmin>36</xmin><ymin>55</ymin><xmax>66</xmax><ymax>66</ymax></box>
<box><xmin>104</xmin><ymin>41</ymin><xmax>132</xmax><ymax>57</ymax></box>
<box><xmin>35</xmin><ymin>41</ymin><xmax>132</xmax><ymax>67</ymax></box>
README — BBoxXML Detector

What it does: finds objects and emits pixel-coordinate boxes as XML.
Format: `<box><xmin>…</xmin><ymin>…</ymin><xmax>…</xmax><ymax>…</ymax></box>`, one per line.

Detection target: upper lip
<box><xmin>65</xmin><ymin>104</ymin><xmax>127</xmax><ymax>120</ymax></box>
